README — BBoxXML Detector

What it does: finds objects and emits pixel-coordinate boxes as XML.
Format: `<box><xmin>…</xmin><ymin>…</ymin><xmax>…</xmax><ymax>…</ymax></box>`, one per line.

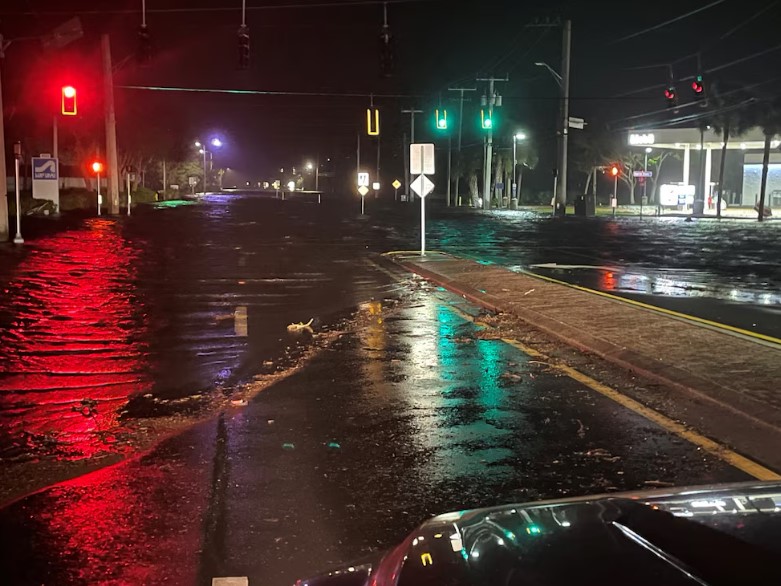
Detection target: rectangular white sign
<box><xmin>31</xmin><ymin>156</ymin><xmax>59</xmax><ymax>211</ymax></box>
<box><xmin>357</xmin><ymin>172</ymin><xmax>370</xmax><ymax>187</ymax></box>
<box><xmin>659</xmin><ymin>183</ymin><xmax>695</xmax><ymax>206</ymax></box>
<box><xmin>410</xmin><ymin>143</ymin><xmax>435</xmax><ymax>175</ymax></box>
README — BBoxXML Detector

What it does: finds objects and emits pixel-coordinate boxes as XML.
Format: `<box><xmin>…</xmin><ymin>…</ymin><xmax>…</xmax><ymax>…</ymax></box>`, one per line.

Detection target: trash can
<box><xmin>692</xmin><ymin>199</ymin><xmax>705</xmax><ymax>216</ymax></box>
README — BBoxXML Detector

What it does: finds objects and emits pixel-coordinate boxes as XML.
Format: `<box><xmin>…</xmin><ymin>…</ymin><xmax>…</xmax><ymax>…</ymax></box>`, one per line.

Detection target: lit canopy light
<box><xmin>211</xmin><ymin>137</ymin><xmax>223</xmax><ymax>147</ymax></box>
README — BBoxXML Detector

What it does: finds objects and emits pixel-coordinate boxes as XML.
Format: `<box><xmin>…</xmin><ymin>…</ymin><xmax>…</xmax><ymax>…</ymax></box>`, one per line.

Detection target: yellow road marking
<box><xmin>520</xmin><ymin>269</ymin><xmax>781</xmax><ymax>347</ymax></box>
<box><xmin>440</xmin><ymin>299</ymin><xmax>781</xmax><ymax>481</ymax></box>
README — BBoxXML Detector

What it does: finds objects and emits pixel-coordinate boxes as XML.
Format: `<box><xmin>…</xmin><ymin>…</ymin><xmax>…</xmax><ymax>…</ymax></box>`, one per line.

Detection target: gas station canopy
<box><xmin>627</xmin><ymin>127</ymin><xmax>779</xmax><ymax>151</ymax></box>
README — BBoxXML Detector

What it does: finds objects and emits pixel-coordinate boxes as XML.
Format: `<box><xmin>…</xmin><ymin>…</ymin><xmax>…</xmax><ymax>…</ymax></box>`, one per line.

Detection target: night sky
<box><xmin>2</xmin><ymin>0</ymin><xmax>779</xmax><ymax>188</ymax></box>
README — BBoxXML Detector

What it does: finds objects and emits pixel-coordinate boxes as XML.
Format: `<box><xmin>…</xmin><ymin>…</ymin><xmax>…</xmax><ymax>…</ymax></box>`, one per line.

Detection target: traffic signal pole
<box><xmin>401</xmin><ymin>108</ymin><xmax>422</xmax><ymax>203</ymax></box>
<box><xmin>448</xmin><ymin>87</ymin><xmax>476</xmax><ymax>206</ymax></box>
<box><xmin>555</xmin><ymin>19</ymin><xmax>572</xmax><ymax>216</ymax></box>
<box><xmin>102</xmin><ymin>34</ymin><xmax>120</xmax><ymax>214</ymax></box>
<box><xmin>477</xmin><ymin>76</ymin><xmax>507</xmax><ymax>210</ymax></box>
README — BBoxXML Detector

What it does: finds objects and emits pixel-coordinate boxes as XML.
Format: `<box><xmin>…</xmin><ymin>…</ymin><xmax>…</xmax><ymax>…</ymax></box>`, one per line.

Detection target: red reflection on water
<box><xmin>22</xmin><ymin>455</ymin><xmax>205</xmax><ymax>585</ymax></box>
<box><xmin>601</xmin><ymin>271</ymin><xmax>617</xmax><ymax>291</ymax></box>
<box><xmin>0</xmin><ymin>219</ymin><xmax>151</xmax><ymax>459</ymax></box>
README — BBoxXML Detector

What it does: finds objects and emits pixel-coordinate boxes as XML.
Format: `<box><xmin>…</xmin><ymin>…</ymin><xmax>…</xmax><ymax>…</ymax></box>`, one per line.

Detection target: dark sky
<box><xmin>2</xmin><ymin>0</ymin><xmax>780</xmax><ymax>185</ymax></box>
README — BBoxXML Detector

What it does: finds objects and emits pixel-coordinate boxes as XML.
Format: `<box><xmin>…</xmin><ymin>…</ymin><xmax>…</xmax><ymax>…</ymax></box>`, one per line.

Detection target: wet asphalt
<box><xmin>0</xmin><ymin>194</ymin><xmax>768</xmax><ymax>584</ymax></box>
<box><xmin>0</xmin><ymin>286</ymin><xmax>749</xmax><ymax>585</ymax></box>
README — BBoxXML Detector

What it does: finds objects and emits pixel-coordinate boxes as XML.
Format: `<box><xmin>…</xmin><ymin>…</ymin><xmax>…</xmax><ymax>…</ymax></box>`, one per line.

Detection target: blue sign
<box><xmin>32</xmin><ymin>157</ymin><xmax>58</xmax><ymax>180</ymax></box>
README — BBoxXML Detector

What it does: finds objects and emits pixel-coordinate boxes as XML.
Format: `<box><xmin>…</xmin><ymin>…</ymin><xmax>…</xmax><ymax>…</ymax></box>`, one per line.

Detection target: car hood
<box><xmin>296</xmin><ymin>480</ymin><xmax>781</xmax><ymax>586</ymax></box>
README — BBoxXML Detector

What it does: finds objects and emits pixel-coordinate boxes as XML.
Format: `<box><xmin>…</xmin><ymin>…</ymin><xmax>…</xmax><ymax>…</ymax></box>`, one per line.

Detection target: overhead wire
<box><xmin>608</xmin><ymin>0</ymin><xmax>729</xmax><ymax>44</ymax></box>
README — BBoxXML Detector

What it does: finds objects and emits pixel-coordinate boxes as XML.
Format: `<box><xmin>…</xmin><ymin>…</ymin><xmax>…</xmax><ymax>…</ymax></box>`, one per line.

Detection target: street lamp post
<box><xmin>195</xmin><ymin>137</ymin><xmax>223</xmax><ymax>194</ymax></box>
<box><xmin>512</xmin><ymin>132</ymin><xmax>527</xmax><ymax>207</ymax></box>
<box><xmin>13</xmin><ymin>142</ymin><xmax>23</xmax><ymax>244</ymax></box>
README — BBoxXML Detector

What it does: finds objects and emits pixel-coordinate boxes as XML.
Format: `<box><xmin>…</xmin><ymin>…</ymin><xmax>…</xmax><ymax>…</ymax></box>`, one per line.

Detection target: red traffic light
<box><xmin>62</xmin><ymin>85</ymin><xmax>77</xmax><ymax>115</ymax></box>
<box><xmin>664</xmin><ymin>87</ymin><xmax>676</xmax><ymax>100</ymax></box>
<box><xmin>91</xmin><ymin>161</ymin><xmax>104</xmax><ymax>174</ymax></box>
<box><xmin>610</xmin><ymin>165</ymin><xmax>620</xmax><ymax>177</ymax></box>
<box><xmin>692</xmin><ymin>76</ymin><xmax>704</xmax><ymax>95</ymax></box>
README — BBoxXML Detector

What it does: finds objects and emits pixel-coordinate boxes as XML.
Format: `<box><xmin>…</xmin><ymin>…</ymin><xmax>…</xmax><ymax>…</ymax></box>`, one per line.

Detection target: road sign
<box><xmin>358</xmin><ymin>172</ymin><xmax>370</xmax><ymax>187</ymax></box>
<box><xmin>633</xmin><ymin>170</ymin><xmax>653</xmax><ymax>178</ymax></box>
<box><xmin>33</xmin><ymin>157</ymin><xmax>57</xmax><ymax>180</ymax></box>
<box><xmin>392</xmin><ymin>179</ymin><xmax>401</xmax><ymax>190</ymax></box>
<box><xmin>568</xmin><ymin>116</ymin><xmax>585</xmax><ymax>130</ymax></box>
<box><xmin>32</xmin><ymin>156</ymin><xmax>60</xmax><ymax>212</ymax></box>
<box><xmin>188</xmin><ymin>176</ymin><xmax>198</xmax><ymax>186</ymax></box>
<box><xmin>372</xmin><ymin>182</ymin><xmax>380</xmax><ymax>190</ymax></box>
<box><xmin>410</xmin><ymin>174</ymin><xmax>434</xmax><ymax>198</ymax></box>
<box><xmin>410</xmin><ymin>143</ymin><xmax>435</xmax><ymax>175</ymax></box>
<box><xmin>358</xmin><ymin>185</ymin><xmax>369</xmax><ymax>196</ymax></box>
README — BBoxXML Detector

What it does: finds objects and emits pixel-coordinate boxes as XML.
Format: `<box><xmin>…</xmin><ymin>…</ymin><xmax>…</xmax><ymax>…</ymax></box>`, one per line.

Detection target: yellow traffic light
<box><xmin>367</xmin><ymin>108</ymin><xmax>380</xmax><ymax>136</ymax></box>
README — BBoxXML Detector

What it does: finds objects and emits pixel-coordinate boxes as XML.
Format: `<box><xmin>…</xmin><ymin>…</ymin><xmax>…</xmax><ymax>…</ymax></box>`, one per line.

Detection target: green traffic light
<box><xmin>435</xmin><ymin>109</ymin><xmax>448</xmax><ymax>130</ymax></box>
<box><xmin>480</xmin><ymin>109</ymin><xmax>493</xmax><ymax>130</ymax></box>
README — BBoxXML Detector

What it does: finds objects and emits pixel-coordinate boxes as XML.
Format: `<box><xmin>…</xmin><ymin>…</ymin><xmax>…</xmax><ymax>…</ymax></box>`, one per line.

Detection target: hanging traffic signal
<box><xmin>435</xmin><ymin>109</ymin><xmax>448</xmax><ymax>130</ymax></box>
<box><xmin>609</xmin><ymin>164</ymin><xmax>620</xmax><ymax>177</ymax></box>
<box><xmin>692</xmin><ymin>75</ymin><xmax>704</xmax><ymax>98</ymax></box>
<box><xmin>61</xmin><ymin>85</ymin><xmax>77</xmax><ymax>116</ymax></box>
<box><xmin>138</xmin><ymin>24</ymin><xmax>152</xmax><ymax>64</ymax></box>
<box><xmin>379</xmin><ymin>29</ymin><xmax>394</xmax><ymax>77</ymax></box>
<box><xmin>367</xmin><ymin>108</ymin><xmax>380</xmax><ymax>136</ymax></box>
<box><xmin>481</xmin><ymin>109</ymin><xmax>493</xmax><ymax>130</ymax></box>
<box><xmin>664</xmin><ymin>85</ymin><xmax>677</xmax><ymax>108</ymax></box>
<box><xmin>91</xmin><ymin>161</ymin><xmax>104</xmax><ymax>174</ymax></box>
<box><xmin>238</xmin><ymin>24</ymin><xmax>250</xmax><ymax>69</ymax></box>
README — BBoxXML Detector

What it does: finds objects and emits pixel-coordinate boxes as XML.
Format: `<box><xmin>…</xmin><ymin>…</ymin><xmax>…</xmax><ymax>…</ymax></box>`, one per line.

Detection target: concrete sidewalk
<box><xmin>390</xmin><ymin>251</ymin><xmax>781</xmax><ymax>457</ymax></box>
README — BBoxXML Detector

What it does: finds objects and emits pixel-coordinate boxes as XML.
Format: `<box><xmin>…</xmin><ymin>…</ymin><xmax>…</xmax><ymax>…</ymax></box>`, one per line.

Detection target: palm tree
<box><xmin>752</xmin><ymin>97</ymin><xmax>781</xmax><ymax>221</ymax></box>
<box><xmin>708</xmin><ymin>84</ymin><xmax>756</xmax><ymax>218</ymax></box>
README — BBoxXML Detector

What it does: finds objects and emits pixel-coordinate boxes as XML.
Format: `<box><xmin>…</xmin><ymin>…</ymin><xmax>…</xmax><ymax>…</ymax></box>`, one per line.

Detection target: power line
<box><xmin>0</xmin><ymin>0</ymin><xmax>441</xmax><ymax>17</ymax></box>
<box><xmin>609</xmin><ymin>0</ymin><xmax>728</xmax><ymax>44</ymax></box>
<box><xmin>118</xmin><ymin>85</ymin><xmax>423</xmax><ymax>99</ymax></box>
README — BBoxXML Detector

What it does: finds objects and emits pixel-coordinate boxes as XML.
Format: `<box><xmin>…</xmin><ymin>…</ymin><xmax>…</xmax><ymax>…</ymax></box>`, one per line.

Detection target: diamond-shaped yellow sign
<box><xmin>358</xmin><ymin>185</ymin><xmax>369</xmax><ymax>196</ymax></box>
<box><xmin>392</xmin><ymin>179</ymin><xmax>401</xmax><ymax>190</ymax></box>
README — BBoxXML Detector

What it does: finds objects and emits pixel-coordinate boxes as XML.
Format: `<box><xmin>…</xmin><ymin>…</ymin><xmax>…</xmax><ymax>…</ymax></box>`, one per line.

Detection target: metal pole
<box><xmin>97</xmin><ymin>171</ymin><xmax>101</xmax><ymax>216</ymax></box>
<box><xmin>53</xmin><ymin>115</ymin><xmax>58</xmax><ymax>159</ymax></box>
<box><xmin>13</xmin><ymin>150</ymin><xmax>23</xmax><ymax>244</ymax></box>
<box><xmin>162</xmin><ymin>159</ymin><xmax>166</xmax><ymax>193</ymax></box>
<box><xmin>446</xmin><ymin>134</ymin><xmax>451</xmax><ymax>207</ymax></box>
<box><xmin>401</xmin><ymin>108</ymin><xmax>422</xmax><ymax>203</ymax></box>
<box><xmin>127</xmin><ymin>172</ymin><xmax>131</xmax><ymax>215</ymax></box>
<box><xmin>420</xmin><ymin>146</ymin><xmax>425</xmax><ymax>256</ymax></box>
<box><xmin>612</xmin><ymin>175</ymin><xmax>617</xmax><ymax>218</ymax></box>
<box><xmin>643</xmin><ymin>151</ymin><xmax>648</xmax><ymax>217</ymax></box>
<box><xmin>518</xmin><ymin>165</ymin><xmax>524</xmax><ymax>202</ymax></box>
<box><xmin>512</xmin><ymin>137</ymin><xmax>517</xmax><ymax>199</ymax></box>
<box><xmin>376</xmin><ymin>133</ymin><xmax>380</xmax><ymax>198</ymax></box>
<box><xmin>555</xmin><ymin>19</ymin><xmax>572</xmax><ymax>216</ymax></box>
<box><xmin>0</xmin><ymin>61</ymin><xmax>9</xmax><ymax>242</ymax></box>
<box><xmin>315</xmin><ymin>153</ymin><xmax>320</xmax><ymax>191</ymax></box>
<box><xmin>101</xmin><ymin>34</ymin><xmax>120</xmax><ymax>214</ymax></box>
<box><xmin>356</xmin><ymin>132</ymin><xmax>360</xmax><ymax>184</ymax></box>
<box><xmin>203</xmin><ymin>149</ymin><xmax>208</xmax><ymax>194</ymax></box>
<box><xmin>361</xmin><ymin>194</ymin><xmax>365</xmax><ymax>215</ymax></box>
<box><xmin>456</xmin><ymin>91</ymin><xmax>464</xmax><ymax>205</ymax></box>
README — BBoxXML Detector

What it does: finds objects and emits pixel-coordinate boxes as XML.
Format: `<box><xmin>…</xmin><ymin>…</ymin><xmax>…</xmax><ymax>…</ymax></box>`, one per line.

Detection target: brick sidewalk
<box><xmin>391</xmin><ymin>252</ymin><xmax>781</xmax><ymax>433</ymax></box>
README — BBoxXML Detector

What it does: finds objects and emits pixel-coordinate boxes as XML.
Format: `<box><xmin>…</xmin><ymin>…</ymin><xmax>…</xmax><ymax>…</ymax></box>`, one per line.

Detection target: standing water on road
<box><xmin>0</xmin><ymin>195</ymin><xmax>398</xmax><ymax>463</ymax></box>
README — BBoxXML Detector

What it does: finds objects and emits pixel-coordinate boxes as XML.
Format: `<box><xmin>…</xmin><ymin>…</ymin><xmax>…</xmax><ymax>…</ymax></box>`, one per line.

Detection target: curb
<box><xmin>393</xmin><ymin>255</ymin><xmax>781</xmax><ymax>439</ymax></box>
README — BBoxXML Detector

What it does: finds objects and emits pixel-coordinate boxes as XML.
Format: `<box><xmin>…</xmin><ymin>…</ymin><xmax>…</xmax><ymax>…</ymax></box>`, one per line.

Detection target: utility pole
<box><xmin>401</xmin><ymin>107</ymin><xmax>422</xmax><ymax>203</ymax></box>
<box><xmin>0</xmin><ymin>37</ymin><xmax>10</xmax><ymax>241</ymax></box>
<box><xmin>162</xmin><ymin>160</ymin><xmax>166</xmax><ymax>193</ymax></box>
<box><xmin>448</xmin><ymin>87</ymin><xmax>476</xmax><ymax>206</ymax></box>
<box><xmin>101</xmin><ymin>34</ymin><xmax>120</xmax><ymax>215</ymax></box>
<box><xmin>53</xmin><ymin>115</ymin><xmax>58</xmax><ymax>159</ymax></box>
<box><xmin>556</xmin><ymin>19</ymin><xmax>572</xmax><ymax>215</ymax></box>
<box><xmin>476</xmin><ymin>76</ymin><xmax>507</xmax><ymax>210</ymax></box>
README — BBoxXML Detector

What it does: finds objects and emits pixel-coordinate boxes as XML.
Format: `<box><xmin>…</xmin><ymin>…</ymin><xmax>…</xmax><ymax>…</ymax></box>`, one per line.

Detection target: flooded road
<box><xmin>412</xmin><ymin>210</ymin><xmax>781</xmax><ymax>338</ymax></box>
<box><xmin>0</xmin><ymin>195</ymin><xmax>398</xmax><ymax>462</ymax></box>
<box><xmin>0</xmin><ymin>286</ymin><xmax>750</xmax><ymax>586</ymax></box>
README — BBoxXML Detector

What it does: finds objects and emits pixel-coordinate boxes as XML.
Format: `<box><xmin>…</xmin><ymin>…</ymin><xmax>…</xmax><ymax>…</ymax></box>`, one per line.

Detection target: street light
<box><xmin>512</xmin><ymin>131</ymin><xmax>527</xmax><ymax>204</ymax></box>
<box><xmin>194</xmin><ymin>137</ymin><xmax>224</xmax><ymax>194</ymax></box>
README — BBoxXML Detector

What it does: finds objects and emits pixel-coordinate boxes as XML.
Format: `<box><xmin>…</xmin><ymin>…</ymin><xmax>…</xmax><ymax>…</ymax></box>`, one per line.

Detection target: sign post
<box><xmin>13</xmin><ymin>143</ymin><xmax>23</xmax><ymax>244</ymax></box>
<box><xmin>392</xmin><ymin>179</ymin><xmax>401</xmax><ymax>201</ymax></box>
<box><xmin>357</xmin><ymin>172</ymin><xmax>370</xmax><ymax>215</ymax></box>
<box><xmin>410</xmin><ymin>144</ymin><xmax>435</xmax><ymax>256</ymax></box>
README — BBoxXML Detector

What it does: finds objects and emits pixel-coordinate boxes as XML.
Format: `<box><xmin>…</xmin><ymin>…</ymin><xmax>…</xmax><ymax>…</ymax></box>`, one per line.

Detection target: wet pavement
<box><xmin>0</xmin><ymin>285</ymin><xmax>750</xmax><ymax>585</ymax></box>
<box><xmin>0</xmin><ymin>196</ymin><xmax>399</xmax><ymax>463</ymax></box>
<box><xmin>404</xmin><ymin>209</ymin><xmax>781</xmax><ymax>338</ymax></box>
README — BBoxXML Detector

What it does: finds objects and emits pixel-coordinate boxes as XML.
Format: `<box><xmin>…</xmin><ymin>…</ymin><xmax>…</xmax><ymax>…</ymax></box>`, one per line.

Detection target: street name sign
<box><xmin>633</xmin><ymin>170</ymin><xmax>653</xmax><ymax>178</ymax></box>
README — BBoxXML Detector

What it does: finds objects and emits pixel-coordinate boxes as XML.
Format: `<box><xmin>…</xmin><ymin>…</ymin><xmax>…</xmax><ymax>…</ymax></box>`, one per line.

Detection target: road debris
<box><xmin>287</xmin><ymin>318</ymin><xmax>314</xmax><ymax>333</ymax></box>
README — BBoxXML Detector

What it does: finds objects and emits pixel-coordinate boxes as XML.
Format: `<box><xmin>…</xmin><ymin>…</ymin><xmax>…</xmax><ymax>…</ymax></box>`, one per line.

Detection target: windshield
<box><xmin>0</xmin><ymin>1</ymin><xmax>780</xmax><ymax>585</ymax></box>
